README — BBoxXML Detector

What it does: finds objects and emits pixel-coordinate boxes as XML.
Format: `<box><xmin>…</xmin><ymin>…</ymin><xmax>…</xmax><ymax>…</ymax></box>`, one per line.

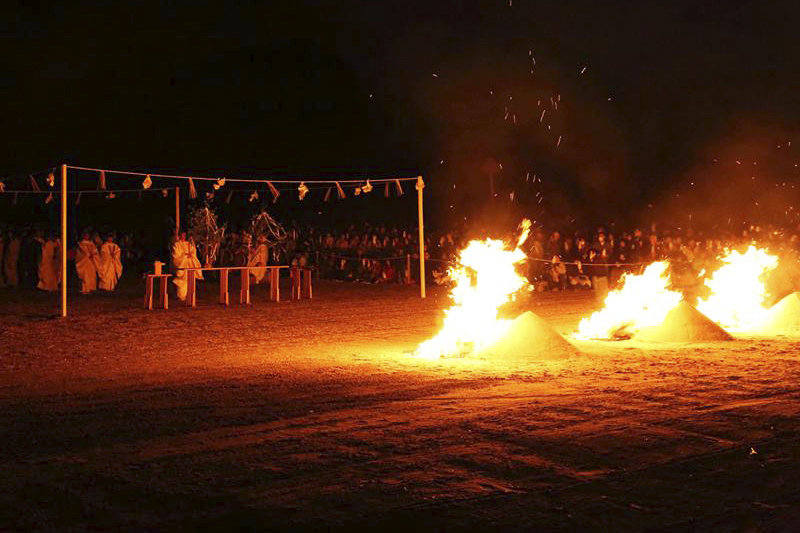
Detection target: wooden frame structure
<box><xmin>54</xmin><ymin>165</ymin><xmax>425</xmax><ymax>317</ymax></box>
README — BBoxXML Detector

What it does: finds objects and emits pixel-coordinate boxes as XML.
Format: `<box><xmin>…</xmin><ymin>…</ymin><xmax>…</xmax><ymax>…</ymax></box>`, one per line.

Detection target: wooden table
<box><xmin>184</xmin><ymin>266</ymin><xmax>288</xmax><ymax>308</ymax></box>
<box><xmin>290</xmin><ymin>267</ymin><xmax>314</xmax><ymax>300</ymax></box>
<box><xmin>144</xmin><ymin>274</ymin><xmax>171</xmax><ymax>310</ymax></box>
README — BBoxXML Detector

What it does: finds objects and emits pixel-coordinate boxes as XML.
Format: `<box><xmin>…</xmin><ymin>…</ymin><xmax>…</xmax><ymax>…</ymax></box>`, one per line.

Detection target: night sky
<box><xmin>2</xmin><ymin>1</ymin><xmax>800</xmax><ymax>229</ymax></box>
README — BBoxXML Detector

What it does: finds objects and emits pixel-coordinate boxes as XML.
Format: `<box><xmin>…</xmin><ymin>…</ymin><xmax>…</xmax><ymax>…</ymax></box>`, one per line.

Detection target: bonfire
<box><xmin>574</xmin><ymin>261</ymin><xmax>682</xmax><ymax>340</ymax></box>
<box><xmin>415</xmin><ymin>220</ymin><xmax>531</xmax><ymax>359</ymax></box>
<box><xmin>696</xmin><ymin>245</ymin><xmax>779</xmax><ymax>333</ymax></box>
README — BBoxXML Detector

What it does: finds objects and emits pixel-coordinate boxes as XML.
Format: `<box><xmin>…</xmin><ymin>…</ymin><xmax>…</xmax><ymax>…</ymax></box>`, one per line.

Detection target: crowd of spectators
<box><xmin>2</xmin><ymin>220</ymin><xmax>799</xmax><ymax>294</ymax></box>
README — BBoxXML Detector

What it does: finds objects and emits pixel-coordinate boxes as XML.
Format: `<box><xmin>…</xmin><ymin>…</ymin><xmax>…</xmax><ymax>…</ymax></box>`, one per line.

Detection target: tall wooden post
<box><xmin>175</xmin><ymin>186</ymin><xmax>180</xmax><ymax>236</ymax></box>
<box><xmin>60</xmin><ymin>164</ymin><xmax>67</xmax><ymax>317</ymax></box>
<box><xmin>416</xmin><ymin>176</ymin><xmax>426</xmax><ymax>298</ymax></box>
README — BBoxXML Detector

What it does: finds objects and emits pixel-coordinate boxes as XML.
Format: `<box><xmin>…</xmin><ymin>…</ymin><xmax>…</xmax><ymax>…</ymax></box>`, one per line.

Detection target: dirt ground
<box><xmin>1</xmin><ymin>278</ymin><xmax>800</xmax><ymax>532</ymax></box>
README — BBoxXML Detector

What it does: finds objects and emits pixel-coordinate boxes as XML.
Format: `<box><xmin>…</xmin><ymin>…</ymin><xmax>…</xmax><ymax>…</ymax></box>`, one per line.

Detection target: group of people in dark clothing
<box><xmin>3</xmin><ymin>220</ymin><xmax>798</xmax><ymax>295</ymax></box>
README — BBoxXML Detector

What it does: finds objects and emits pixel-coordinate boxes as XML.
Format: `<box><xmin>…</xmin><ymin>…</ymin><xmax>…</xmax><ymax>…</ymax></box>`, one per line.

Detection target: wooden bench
<box><xmin>184</xmin><ymin>266</ymin><xmax>288</xmax><ymax>308</ymax></box>
<box><xmin>144</xmin><ymin>274</ymin><xmax>171</xmax><ymax>310</ymax></box>
<box><xmin>290</xmin><ymin>267</ymin><xmax>313</xmax><ymax>300</ymax></box>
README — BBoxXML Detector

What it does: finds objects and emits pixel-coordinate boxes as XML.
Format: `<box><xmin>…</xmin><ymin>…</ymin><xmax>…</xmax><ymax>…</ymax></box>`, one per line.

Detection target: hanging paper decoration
<box><xmin>225</xmin><ymin>190</ymin><xmax>233</xmax><ymax>204</ymax></box>
<box><xmin>47</xmin><ymin>172</ymin><xmax>55</xmax><ymax>187</ymax></box>
<box><xmin>249</xmin><ymin>190</ymin><xmax>259</xmax><ymax>202</ymax></box>
<box><xmin>75</xmin><ymin>191</ymin><xmax>82</xmax><ymax>205</ymax></box>
<box><xmin>0</xmin><ymin>181</ymin><xmax>5</xmax><ymax>193</ymax></box>
<box><xmin>98</xmin><ymin>170</ymin><xmax>106</xmax><ymax>190</ymax></box>
<box><xmin>162</xmin><ymin>188</ymin><xmax>169</xmax><ymax>197</ymax></box>
<box><xmin>395</xmin><ymin>179</ymin><xmax>404</xmax><ymax>196</ymax></box>
<box><xmin>335</xmin><ymin>182</ymin><xmax>345</xmax><ymax>199</ymax></box>
<box><xmin>323</xmin><ymin>187</ymin><xmax>332</xmax><ymax>202</ymax></box>
<box><xmin>142</xmin><ymin>175</ymin><xmax>152</xmax><ymax>189</ymax></box>
<box><xmin>44</xmin><ymin>192</ymin><xmax>53</xmax><ymax>204</ymax></box>
<box><xmin>362</xmin><ymin>180</ymin><xmax>373</xmax><ymax>193</ymax></box>
<box><xmin>106</xmin><ymin>191</ymin><xmax>116</xmax><ymax>199</ymax></box>
<box><xmin>298</xmin><ymin>182</ymin><xmax>309</xmax><ymax>200</ymax></box>
<box><xmin>188</xmin><ymin>178</ymin><xmax>197</xmax><ymax>199</ymax></box>
<box><xmin>29</xmin><ymin>175</ymin><xmax>41</xmax><ymax>191</ymax></box>
<box><xmin>384</xmin><ymin>182</ymin><xmax>389</xmax><ymax>198</ymax></box>
<box><xmin>354</xmin><ymin>187</ymin><xmax>362</xmax><ymax>196</ymax></box>
<box><xmin>267</xmin><ymin>181</ymin><xmax>280</xmax><ymax>203</ymax></box>
<box><xmin>214</xmin><ymin>178</ymin><xmax>226</xmax><ymax>190</ymax></box>
<box><xmin>205</xmin><ymin>191</ymin><xmax>214</xmax><ymax>200</ymax></box>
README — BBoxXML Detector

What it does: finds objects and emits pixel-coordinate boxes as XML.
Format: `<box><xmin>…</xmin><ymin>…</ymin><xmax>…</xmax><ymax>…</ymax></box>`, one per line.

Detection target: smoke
<box><xmin>415</xmin><ymin>51</ymin><xmax>632</xmax><ymax>231</ymax></box>
<box><xmin>648</xmin><ymin>121</ymin><xmax>800</xmax><ymax>236</ymax></box>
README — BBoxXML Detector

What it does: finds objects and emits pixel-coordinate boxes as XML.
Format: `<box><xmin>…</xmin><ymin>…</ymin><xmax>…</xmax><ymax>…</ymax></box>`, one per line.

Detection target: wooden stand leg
<box><xmin>220</xmin><ymin>269</ymin><xmax>229</xmax><ymax>305</ymax></box>
<box><xmin>272</xmin><ymin>268</ymin><xmax>281</xmax><ymax>302</ymax></box>
<box><xmin>187</xmin><ymin>270</ymin><xmax>196</xmax><ymax>307</ymax></box>
<box><xmin>145</xmin><ymin>276</ymin><xmax>154</xmax><ymax>310</ymax></box>
<box><xmin>240</xmin><ymin>269</ymin><xmax>250</xmax><ymax>304</ymax></box>
<box><xmin>160</xmin><ymin>276</ymin><xmax>169</xmax><ymax>309</ymax></box>
<box><xmin>304</xmin><ymin>269</ymin><xmax>313</xmax><ymax>299</ymax></box>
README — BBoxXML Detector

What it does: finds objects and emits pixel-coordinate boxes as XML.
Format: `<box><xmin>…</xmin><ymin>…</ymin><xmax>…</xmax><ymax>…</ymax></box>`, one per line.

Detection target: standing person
<box><xmin>248</xmin><ymin>235</ymin><xmax>268</xmax><ymax>284</ymax></box>
<box><xmin>75</xmin><ymin>231</ymin><xmax>100</xmax><ymax>294</ymax></box>
<box><xmin>4</xmin><ymin>230</ymin><xmax>21</xmax><ymax>287</ymax></box>
<box><xmin>171</xmin><ymin>232</ymin><xmax>190</xmax><ymax>301</ymax></box>
<box><xmin>98</xmin><ymin>233</ymin><xmax>123</xmax><ymax>291</ymax></box>
<box><xmin>171</xmin><ymin>232</ymin><xmax>203</xmax><ymax>301</ymax></box>
<box><xmin>186</xmin><ymin>236</ymin><xmax>203</xmax><ymax>276</ymax></box>
<box><xmin>37</xmin><ymin>233</ymin><xmax>60</xmax><ymax>291</ymax></box>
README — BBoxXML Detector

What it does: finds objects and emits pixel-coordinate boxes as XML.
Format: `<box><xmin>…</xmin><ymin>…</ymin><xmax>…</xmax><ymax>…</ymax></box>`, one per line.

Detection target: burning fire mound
<box><xmin>415</xmin><ymin>219</ymin><xmax>577</xmax><ymax>361</ymax></box>
<box><xmin>696</xmin><ymin>245</ymin><xmax>779</xmax><ymax>333</ymax></box>
<box><xmin>575</xmin><ymin>261</ymin><xmax>732</xmax><ymax>342</ymax></box>
<box><xmin>635</xmin><ymin>301</ymin><xmax>733</xmax><ymax>343</ymax></box>
<box><xmin>762</xmin><ymin>292</ymin><xmax>800</xmax><ymax>333</ymax></box>
<box><xmin>477</xmin><ymin>311</ymin><xmax>578</xmax><ymax>360</ymax></box>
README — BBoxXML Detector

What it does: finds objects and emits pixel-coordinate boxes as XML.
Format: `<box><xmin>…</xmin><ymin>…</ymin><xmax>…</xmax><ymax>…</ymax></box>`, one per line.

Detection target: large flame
<box><xmin>415</xmin><ymin>220</ymin><xmax>531</xmax><ymax>359</ymax></box>
<box><xmin>574</xmin><ymin>261</ymin><xmax>682</xmax><ymax>340</ymax></box>
<box><xmin>696</xmin><ymin>245</ymin><xmax>778</xmax><ymax>333</ymax></box>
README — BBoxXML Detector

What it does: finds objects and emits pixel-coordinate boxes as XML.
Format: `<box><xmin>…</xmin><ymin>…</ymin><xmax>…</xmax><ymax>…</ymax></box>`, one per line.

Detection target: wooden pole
<box><xmin>60</xmin><ymin>164</ymin><xmax>67</xmax><ymax>317</ymax></box>
<box><xmin>175</xmin><ymin>186</ymin><xmax>180</xmax><ymax>236</ymax></box>
<box><xmin>416</xmin><ymin>176</ymin><xmax>426</xmax><ymax>298</ymax></box>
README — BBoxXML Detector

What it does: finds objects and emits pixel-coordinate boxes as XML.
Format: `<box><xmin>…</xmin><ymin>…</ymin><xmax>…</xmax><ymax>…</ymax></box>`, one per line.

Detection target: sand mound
<box><xmin>764</xmin><ymin>292</ymin><xmax>800</xmax><ymax>332</ymax></box>
<box><xmin>635</xmin><ymin>301</ymin><xmax>733</xmax><ymax>342</ymax></box>
<box><xmin>479</xmin><ymin>311</ymin><xmax>578</xmax><ymax>360</ymax></box>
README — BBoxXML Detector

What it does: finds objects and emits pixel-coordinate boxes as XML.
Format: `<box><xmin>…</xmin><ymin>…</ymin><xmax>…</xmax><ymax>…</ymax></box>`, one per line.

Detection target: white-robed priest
<box><xmin>171</xmin><ymin>232</ymin><xmax>203</xmax><ymax>301</ymax></box>
<box><xmin>248</xmin><ymin>235</ymin><xmax>269</xmax><ymax>284</ymax></box>
<box><xmin>75</xmin><ymin>231</ymin><xmax>100</xmax><ymax>294</ymax></box>
<box><xmin>37</xmin><ymin>233</ymin><xmax>60</xmax><ymax>292</ymax></box>
<box><xmin>98</xmin><ymin>233</ymin><xmax>123</xmax><ymax>291</ymax></box>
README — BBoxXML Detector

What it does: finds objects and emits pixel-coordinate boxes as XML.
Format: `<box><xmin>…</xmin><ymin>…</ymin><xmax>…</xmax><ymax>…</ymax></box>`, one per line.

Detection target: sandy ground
<box><xmin>1</xmin><ymin>279</ymin><xmax>800</xmax><ymax>532</ymax></box>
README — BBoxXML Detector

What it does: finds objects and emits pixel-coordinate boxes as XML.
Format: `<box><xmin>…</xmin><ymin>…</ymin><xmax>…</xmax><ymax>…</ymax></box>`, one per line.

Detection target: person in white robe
<box><xmin>171</xmin><ymin>232</ymin><xmax>203</xmax><ymax>301</ymax></box>
<box><xmin>97</xmin><ymin>234</ymin><xmax>123</xmax><ymax>291</ymax></box>
<box><xmin>186</xmin><ymin>236</ymin><xmax>204</xmax><ymax>275</ymax></box>
<box><xmin>75</xmin><ymin>232</ymin><xmax>100</xmax><ymax>294</ymax></box>
<box><xmin>248</xmin><ymin>235</ymin><xmax>269</xmax><ymax>284</ymax></box>
<box><xmin>37</xmin><ymin>233</ymin><xmax>60</xmax><ymax>291</ymax></box>
<box><xmin>3</xmin><ymin>231</ymin><xmax>21</xmax><ymax>287</ymax></box>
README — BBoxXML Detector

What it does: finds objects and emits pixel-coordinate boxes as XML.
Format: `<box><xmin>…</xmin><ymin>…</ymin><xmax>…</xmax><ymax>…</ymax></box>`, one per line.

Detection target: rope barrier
<box><xmin>318</xmin><ymin>251</ymin><xmax>409</xmax><ymax>261</ymax></box>
<box><xmin>527</xmin><ymin>256</ymin><xmax>647</xmax><ymax>267</ymax></box>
